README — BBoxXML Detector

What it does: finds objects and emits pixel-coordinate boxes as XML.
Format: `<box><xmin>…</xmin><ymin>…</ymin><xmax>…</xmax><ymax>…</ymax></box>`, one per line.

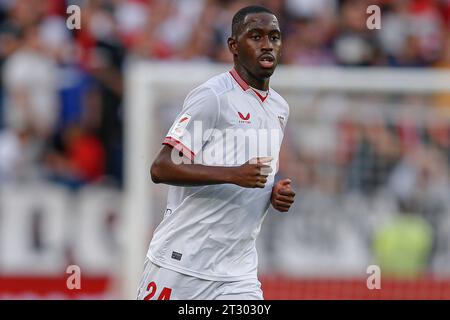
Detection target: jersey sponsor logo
<box><xmin>171</xmin><ymin>113</ymin><xmax>191</xmax><ymax>137</ymax></box>
<box><xmin>238</xmin><ymin>112</ymin><xmax>250</xmax><ymax>121</ymax></box>
<box><xmin>238</xmin><ymin>111</ymin><xmax>251</xmax><ymax>124</ymax></box>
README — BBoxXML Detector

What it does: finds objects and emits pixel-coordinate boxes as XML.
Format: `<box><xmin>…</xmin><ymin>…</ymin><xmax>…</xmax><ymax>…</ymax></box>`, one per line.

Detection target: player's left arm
<box><xmin>271</xmin><ymin>102</ymin><xmax>295</xmax><ymax>212</ymax></box>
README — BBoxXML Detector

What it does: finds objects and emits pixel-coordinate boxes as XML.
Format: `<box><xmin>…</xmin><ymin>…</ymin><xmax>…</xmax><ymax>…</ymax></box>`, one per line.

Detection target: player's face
<box><xmin>235</xmin><ymin>13</ymin><xmax>282</xmax><ymax>79</ymax></box>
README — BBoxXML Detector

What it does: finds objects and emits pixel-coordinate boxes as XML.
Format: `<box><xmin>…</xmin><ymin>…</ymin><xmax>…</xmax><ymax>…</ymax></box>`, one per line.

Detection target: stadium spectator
<box><xmin>44</xmin><ymin>123</ymin><xmax>105</xmax><ymax>189</ymax></box>
<box><xmin>346</xmin><ymin>116</ymin><xmax>401</xmax><ymax>195</ymax></box>
<box><xmin>3</xmin><ymin>25</ymin><xmax>59</xmax><ymax>139</ymax></box>
<box><xmin>373</xmin><ymin>200</ymin><xmax>434</xmax><ymax>278</ymax></box>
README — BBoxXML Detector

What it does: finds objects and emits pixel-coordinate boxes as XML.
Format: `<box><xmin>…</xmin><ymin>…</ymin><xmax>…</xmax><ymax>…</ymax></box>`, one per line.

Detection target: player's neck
<box><xmin>234</xmin><ymin>65</ymin><xmax>270</xmax><ymax>91</ymax></box>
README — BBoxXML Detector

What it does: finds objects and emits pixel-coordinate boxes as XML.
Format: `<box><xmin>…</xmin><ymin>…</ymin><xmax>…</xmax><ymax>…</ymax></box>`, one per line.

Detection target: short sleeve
<box><xmin>163</xmin><ymin>86</ymin><xmax>220</xmax><ymax>160</ymax></box>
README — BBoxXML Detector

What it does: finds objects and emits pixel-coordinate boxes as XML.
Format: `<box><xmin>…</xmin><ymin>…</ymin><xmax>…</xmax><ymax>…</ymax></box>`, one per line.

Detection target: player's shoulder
<box><xmin>269</xmin><ymin>87</ymin><xmax>290</xmax><ymax>112</ymax></box>
<box><xmin>184</xmin><ymin>72</ymin><xmax>234</xmax><ymax>106</ymax></box>
<box><xmin>186</xmin><ymin>72</ymin><xmax>233</xmax><ymax>100</ymax></box>
<box><xmin>201</xmin><ymin>71</ymin><xmax>234</xmax><ymax>97</ymax></box>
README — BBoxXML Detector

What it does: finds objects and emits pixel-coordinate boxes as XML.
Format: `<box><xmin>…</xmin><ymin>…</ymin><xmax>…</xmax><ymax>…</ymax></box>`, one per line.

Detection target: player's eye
<box><xmin>271</xmin><ymin>35</ymin><xmax>281</xmax><ymax>41</ymax></box>
<box><xmin>251</xmin><ymin>35</ymin><xmax>261</xmax><ymax>40</ymax></box>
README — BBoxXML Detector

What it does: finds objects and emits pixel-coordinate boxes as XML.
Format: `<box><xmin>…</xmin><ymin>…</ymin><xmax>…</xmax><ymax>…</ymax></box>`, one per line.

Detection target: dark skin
<box><xmin>151</xmin><ymin>12</ymin><xmax>295</xmax><ymax>212</ymax></box>
<box><xmin>227</xmin><ymin>12</ymin><xmax>282</xmax><ymax>91</ymax></box>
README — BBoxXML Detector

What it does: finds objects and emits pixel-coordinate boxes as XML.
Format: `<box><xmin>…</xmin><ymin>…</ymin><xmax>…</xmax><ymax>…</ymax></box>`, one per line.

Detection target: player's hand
<box><xmin>232</xmin><ymin>157</ymin><xmax>273</xmax><ymax>188</ymax></box>
<box><xmin>271</xmin><ymin>179</ymin><xmax>295</xmax><ymax>212</ymax></box>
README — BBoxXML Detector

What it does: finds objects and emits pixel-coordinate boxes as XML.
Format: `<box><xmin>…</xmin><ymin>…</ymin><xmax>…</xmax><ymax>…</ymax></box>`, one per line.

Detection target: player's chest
<box><xmin>222</xmin><ymin>95</ymin><xmax>284</xmax><ymax>131</ymax></box>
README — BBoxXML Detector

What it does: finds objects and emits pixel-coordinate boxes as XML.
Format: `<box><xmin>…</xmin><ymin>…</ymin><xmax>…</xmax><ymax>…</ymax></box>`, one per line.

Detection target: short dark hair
<box><xmin>231</xmin><ymin>5</ymin><xmax>275</xmax><ymax>37</ymax></box>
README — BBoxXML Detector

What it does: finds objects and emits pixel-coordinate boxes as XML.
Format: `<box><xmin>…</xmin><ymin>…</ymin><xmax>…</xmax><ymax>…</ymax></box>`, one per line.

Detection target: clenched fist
<box><xmin>232</xmin><ymin>157</ymin><xmax>273</xmax><ymax>188</ymax></box>
<box><xmin>271</xmin><ymin>179</ymin><xmax>295</xmax><ymax>212</ymax></box>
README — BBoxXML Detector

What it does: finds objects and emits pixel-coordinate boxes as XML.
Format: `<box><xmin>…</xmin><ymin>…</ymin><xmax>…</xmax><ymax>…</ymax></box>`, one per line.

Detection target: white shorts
<box><xmin>136</xmin><ymin>258</ymin><xmax>264</xmax><ymax>300</ymax></box>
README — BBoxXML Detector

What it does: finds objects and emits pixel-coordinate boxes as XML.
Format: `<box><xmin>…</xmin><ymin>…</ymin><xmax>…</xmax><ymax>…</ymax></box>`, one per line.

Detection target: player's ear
<box><xmin>227</xmin><ymin>37</ymin><xmax>238</xmax><ymax>56</ymax></box>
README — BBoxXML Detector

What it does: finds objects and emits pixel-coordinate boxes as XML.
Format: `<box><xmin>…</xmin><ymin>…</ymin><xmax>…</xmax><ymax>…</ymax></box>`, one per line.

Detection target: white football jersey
<box><xmin>147</xmin><ymin>69</ymin><xmax>290</xmax><ymax>281</ymax></box>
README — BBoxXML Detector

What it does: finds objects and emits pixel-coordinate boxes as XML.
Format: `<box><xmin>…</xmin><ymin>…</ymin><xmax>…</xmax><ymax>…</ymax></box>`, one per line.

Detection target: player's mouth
<box><xmin>258</xmin><ymin>54</ymin><xmax>275</xmax><ymax>69</ymax></box>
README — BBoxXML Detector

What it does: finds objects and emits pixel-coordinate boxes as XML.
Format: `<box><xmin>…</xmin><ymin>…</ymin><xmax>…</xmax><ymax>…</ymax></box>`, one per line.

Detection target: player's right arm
<box><xmin>150</xmin><ymin>146</ymin><xmax>272</xmax><ymax>188</ymax></box>
<box><xmin>151</xmin><ymin>85</ymin><xmax>271</xmax><ymax>188</ymax></box>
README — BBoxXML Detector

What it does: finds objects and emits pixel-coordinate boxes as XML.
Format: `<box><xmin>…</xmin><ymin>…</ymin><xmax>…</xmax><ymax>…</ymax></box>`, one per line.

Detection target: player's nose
<box><xmin>261</xmin><ymin>35</ymin><xmax>273</xmax><ymax>51</ymax></box>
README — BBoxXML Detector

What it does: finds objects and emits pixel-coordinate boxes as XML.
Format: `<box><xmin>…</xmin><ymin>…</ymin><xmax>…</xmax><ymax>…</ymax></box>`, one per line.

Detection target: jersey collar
<box><xmin>229</xmin><ymin>68</ymin><xmax>269</xmax><ymax>103</ymax></box>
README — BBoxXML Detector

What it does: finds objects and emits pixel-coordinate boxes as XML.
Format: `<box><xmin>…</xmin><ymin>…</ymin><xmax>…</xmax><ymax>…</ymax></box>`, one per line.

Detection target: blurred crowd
<box><xmin>271</xmin><ymin>91</ymin><xmax>450</xmax><ymax>277</ymax></box>
<box><xmin>0</xmin><ymin>0</ymin><xmax>450</xmax><ymax>188</ymax></box>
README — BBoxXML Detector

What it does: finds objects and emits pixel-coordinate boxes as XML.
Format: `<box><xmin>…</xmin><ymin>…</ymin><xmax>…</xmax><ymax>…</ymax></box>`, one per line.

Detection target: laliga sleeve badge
<box><xmin>171</xmin><ymin>113</ymin><xmax>191</xmax><ymax>137</ymax></box>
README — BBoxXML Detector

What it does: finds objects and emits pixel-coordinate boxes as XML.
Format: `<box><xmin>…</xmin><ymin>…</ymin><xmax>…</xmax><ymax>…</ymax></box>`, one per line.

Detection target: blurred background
<box><xmin>1</xmin><ymin>0</ymin><xmax>450</xmax><ymax>299</ymax></box>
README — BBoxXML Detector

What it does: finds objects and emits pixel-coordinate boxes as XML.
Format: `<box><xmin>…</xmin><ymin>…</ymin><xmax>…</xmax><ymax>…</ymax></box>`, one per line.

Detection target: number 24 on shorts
<box><xmin>144</xmin><ymin>281</ymin><xmax>172</xmax><ymax>300</ymax></box>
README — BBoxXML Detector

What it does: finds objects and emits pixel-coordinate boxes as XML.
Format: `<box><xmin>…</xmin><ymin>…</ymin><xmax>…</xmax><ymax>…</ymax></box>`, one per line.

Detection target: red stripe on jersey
<box><xmin>229</xmin><ymin>68</ymin><xmax>250</xmax><ymax>91</ymax></box>
<box><xmin>162</xmin><ymin>136</ymin><xmax>195</xmax><ymax>160</ymax></box>
<box><xmin>251</xmin><ymin>88</ymin><xmax>268</xmax><ymax>102</ymax></box>
<box><xmin>230</xmin><ymin>69</ymin><xmax>269</xmax><ymax>103</ymax></box>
